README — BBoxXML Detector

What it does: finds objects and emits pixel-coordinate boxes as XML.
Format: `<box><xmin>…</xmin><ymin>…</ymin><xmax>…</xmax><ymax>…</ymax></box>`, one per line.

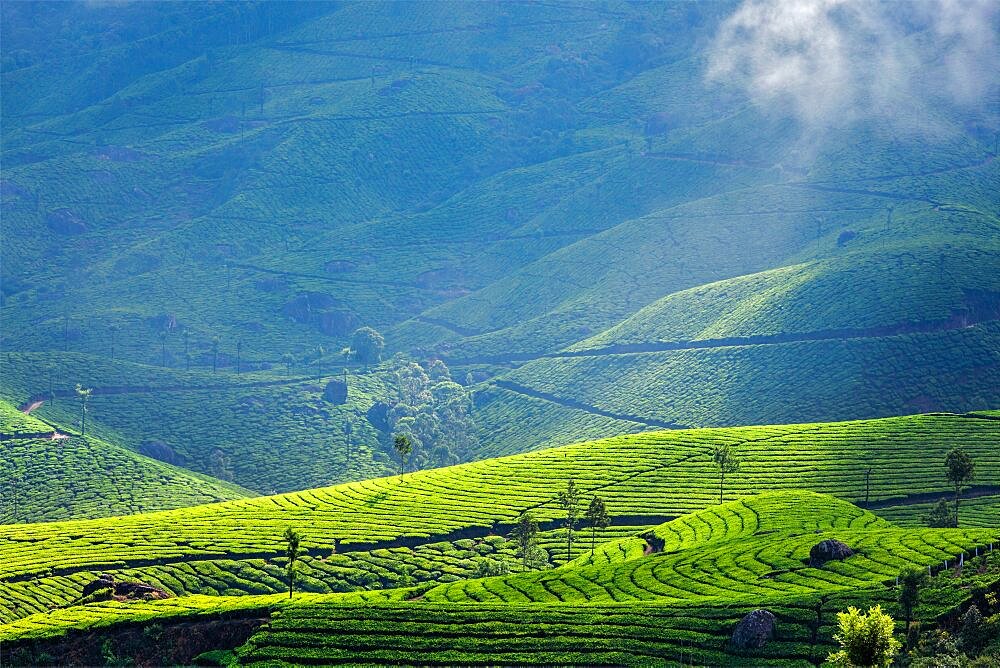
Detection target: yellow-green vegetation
<box><xmin>4</xmin><ymin>492</ymin><xmax>997</xmax><ymax>667</ymax></box>
<box><xmin>0</xmin><ymin>412</ymin><xmax>997</xmax><ymax>629</ymax></box>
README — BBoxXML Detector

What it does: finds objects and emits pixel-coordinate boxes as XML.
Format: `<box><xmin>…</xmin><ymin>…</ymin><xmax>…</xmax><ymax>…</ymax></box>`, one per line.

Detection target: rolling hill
<box><xmin>0</xmin><ymin>399</ymin><xmax>250</xmax><ymax>523</ymax></box>
<box><xmin>2</xmin><ymin>0</ymin><xmax>997</xmax><ymax>480</ymax></box>
<box><xmin>1</xmin><ymin>411</ymin><xmax>998</xmax><ymax>665</ymax></box>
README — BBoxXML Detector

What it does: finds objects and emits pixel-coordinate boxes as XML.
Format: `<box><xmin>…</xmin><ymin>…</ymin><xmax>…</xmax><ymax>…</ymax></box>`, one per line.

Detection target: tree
<box><xmin>341</xmin><ymin>346</ymin><xmax>351</xmax><ymax>380</ymax></box>
<box><xmin>109</xmin><ymin>323</ymin><xmax>120</xmax><ymax>361</ymax></box>
<box><xmin>159</xmin><ymin>330</ymin><xmax>168</xmax><ymax>367</ymax></box>
<box><xmin>510</xmin><ymin>511</ymin><xmax>540</xmax><ymax>571</ymax></box>
<box><xmin>926</xmin><ymin>498</ymin><xmax>956</xmax><ymax>528</ymax></box>
<box><xmin>283</xmin><ymin>528</ymin><xmax>300</xmax><ymax>599</ymax></box>
<box><xmin>557</xmin><ymin>479</ymin><xmax>580</xmax><ymax>562</ymax></box>
<box><xmin>211</xmin><ymin>336</ymin><xmax>220</xmax><ymax>373</ymax></box>
<box><xmin>585</xmin><ymin>496</ymin><xmax>611</xmax><ymax>553</ymax></box>
<box><xmin>281</xmin><ymin>353</ymin><xmax>295</xmax><ymax>376</ymax></box>
<box><xmin>75</xmin><ymin>384</ymin><xmax>92</xmax><ymax>436</ymax></box>
<box><xmin>236</xmin><ymin>339</ymin><xmax>243</xmax><ymax>375</ymax></box>
<box><xmin>944</xmin><ymin>448</ymin><xmax>975</xmax><ymax>526</ymax></box>
<box><xmin>712</xmin><ymin>445</ymin><xmax>740</xmax><ymax>504</ymax></box>
<box><xmin>827</xmin><ymin>606</ymin><xmax>902</xmax><ymax>667</ymax></box>
<box><xmin>343</xmin><ymin>419</ymin><xmax>354</xmax><ymax>470</ymax></box>
<box><xmin>351</xmin><ymin>327</ymin><xmax>384</xmax><ymax>367</ymax></box>
<box><xmin>958</xmin><ymin>604</ymin><xmax>988</xmax><ymax>655</ymax></box>
<box><xmin>393</xmin><ymin>433</ymin><xmax>412</xmax><ymax>476</ymax></box>
<box><xmin>898</xmin><ymin>567</ymin><xmax>927</xmax><ymax>627</ymax></box>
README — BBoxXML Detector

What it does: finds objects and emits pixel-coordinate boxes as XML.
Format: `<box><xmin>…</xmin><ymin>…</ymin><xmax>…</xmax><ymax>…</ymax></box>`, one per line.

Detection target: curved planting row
<box><xmin>0</xmin><ymin>413</ymin><xmax>996</xmax><ymax>624</ymax></box>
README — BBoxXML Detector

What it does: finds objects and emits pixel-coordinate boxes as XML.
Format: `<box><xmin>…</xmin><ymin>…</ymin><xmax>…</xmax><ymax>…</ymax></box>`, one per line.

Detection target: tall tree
<box><xmin>283</xmin><ymin>528</ymin><xmax>301</xmax><ymax>599</ymax></box>
<box><xmin>945</xmin><ymin>448</ymin><xmax>975</xmax><ymax>526</ymax></box>
<box><xmin>236</xmin><ymin>339</ymin><xmax>243</xmax><ymax>375</ymax></box>
<box><xmin>75</xmin><ymin>384</ymin><xmax>92</xmax><ymax>436</ymax></box>
<box><xmin>511</xmin><ymin>511</ymin><xmax>540</xmax><ymax>571</ymax></box>
<box><xmin>558</xmin><ymin>479</ymin><xmax>581</xmax><ymax>562</ymax></box>
<box><xmin>351</xmin><ymin>327</ymin><xmax>384</xmax><ymax>368</ymax></box>
<box><xmin>159</xmin><ymin>330</ymin><xmax>168</xmax><ymax>367</ymax></box>
<box><xmin>898</xmin><ymin>567</ymin><xmax>926</xmax><ymax>628</ymax></box>
<box><xmin>713</xmin><ymin>445</ymin><xmax>741</xmax><ymax>504</ymax></box>
<box><xmin>211</xmin><ymin>336</ymin><xmax>220</xmax><ymax>373</ymax></box>
<box><xmin>585</xmin><ymin>496</ymin><xmax>611</xmax><ymax>554</ymax></box>
<box><xmin>393</xmin><ymin>433</ymin><xmax>412</xmax><ymax>476</ymax></box>
<box><xmin>109</xmin><ymin>323</ymin><xmax>120</xmax><ymax>361</ymax></box>
<box><xmin>281</xmin><ymin>353</ymin><xmax>295</xmax><ymax>376</ymax></box>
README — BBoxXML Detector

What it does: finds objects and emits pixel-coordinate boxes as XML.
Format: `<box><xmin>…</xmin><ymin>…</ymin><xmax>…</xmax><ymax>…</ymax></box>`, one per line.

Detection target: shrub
<box><xmin>827</xmin><ymin>606</ymin><xmax>901</xmax><ymax>667</ymax></box>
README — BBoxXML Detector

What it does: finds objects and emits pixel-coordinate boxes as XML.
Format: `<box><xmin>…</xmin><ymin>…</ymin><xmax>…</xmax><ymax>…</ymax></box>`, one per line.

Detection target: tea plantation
<box><xmin>0</xmin><ymin>399</ymin><xmax>249</xmax><ymax>523</ymax></box>
<box><xmin>3</xmin><ymin>492</ymin><xmax>998</xmax><ymax>666</ymax></box>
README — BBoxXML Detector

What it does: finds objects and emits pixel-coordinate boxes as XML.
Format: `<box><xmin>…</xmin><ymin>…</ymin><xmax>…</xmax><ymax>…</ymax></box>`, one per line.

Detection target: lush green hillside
<box><xmin>2</xmin><ymin>1</ymin><xmax>997</xmax><ymax>475</ymax></box>
<box><xmin>4</xmin><ymin>492</ymin><xmax>998</xmax><ymax>667</ymax></box>
<box><xmin>1</xmin><ymin>411</ymin><xmax>997</xmax><ymax>627</ymax></box>
<box><xmin>0</xmin><ymin>399</ymin><xmax>250</xmax><ymax>524</ymax></box>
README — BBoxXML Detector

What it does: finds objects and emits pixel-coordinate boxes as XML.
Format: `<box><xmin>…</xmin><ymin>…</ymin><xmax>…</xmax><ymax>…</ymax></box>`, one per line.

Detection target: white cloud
<box><xmin>707</xmin><ymin>0</ymin><xmax>999</xmax><ymax>133</ymax></box>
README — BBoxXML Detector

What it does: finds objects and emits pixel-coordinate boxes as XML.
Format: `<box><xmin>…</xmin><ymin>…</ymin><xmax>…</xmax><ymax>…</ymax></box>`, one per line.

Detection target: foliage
<box><xmin>945</xmin><ymin>448</ymin><xmax>976</xmax><ymax>526</ymax></box>
<box><xmin>827</xmin><ymin>606</ymin><xmax>902</xmax><ymax>667</ymax></box>
<box><xmin>585</xmin><ymin>495</ymin><xmax>611</xmax><ymax>552</ymax></box>
<box><xmin>898</xmin><ymin>567</ymin><xmax>927</xmax><ymax>625</ymax></box>
<box><xmin>351</xmin><ymin>328</ymin><xmax>385</xmax><ymax>367</ymax></box>
<box><xmin>927</xmin><ymin>498</ymin><xmax>958</xmax><ymax>528</ymax></box>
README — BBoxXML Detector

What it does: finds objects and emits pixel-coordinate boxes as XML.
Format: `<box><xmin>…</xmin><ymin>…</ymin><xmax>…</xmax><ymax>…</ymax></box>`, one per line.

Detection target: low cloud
<box><xmin>707</xmin><ymin>0</ymin><xmax>999</xmax><ymax>135</ymax></box>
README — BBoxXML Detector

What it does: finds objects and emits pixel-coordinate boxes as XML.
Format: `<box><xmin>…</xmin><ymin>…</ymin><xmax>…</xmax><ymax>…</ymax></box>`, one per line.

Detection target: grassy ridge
<box><xmin>5</xmin><ymin>492</ymin><xmax>996</xmax><ymax>666</ymax></box>
<box><xmin>0</xmin><ymin>412</ymin><xmax>996</xmax><ymax>625</ymax></box>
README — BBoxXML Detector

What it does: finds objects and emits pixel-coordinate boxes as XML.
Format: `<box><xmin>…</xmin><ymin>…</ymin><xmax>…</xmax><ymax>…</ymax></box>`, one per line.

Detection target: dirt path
<box><xmin>20</xmin><ymin>400</ymin><xmax>43</xmax><ymax>414</ymax></box>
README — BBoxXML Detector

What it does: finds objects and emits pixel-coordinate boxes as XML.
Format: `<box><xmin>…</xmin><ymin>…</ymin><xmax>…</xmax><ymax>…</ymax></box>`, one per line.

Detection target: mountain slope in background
<box><xmin>2</xmin><ymin>1</ymin><xmax>998</xmax><ymax>495</ymax></box>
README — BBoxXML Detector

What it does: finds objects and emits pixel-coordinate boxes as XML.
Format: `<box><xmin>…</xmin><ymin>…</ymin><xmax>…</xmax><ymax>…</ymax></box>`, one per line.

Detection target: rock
<box><xmin>282</xmin><ymin>292</ymin><xmax>343</xmax><ymax>324</ymax></box>
<box><xmin>809</xmin><ymin>539</ymin><xmax>854</xmax><ymax>567</ymax></box>
<box><xmin>731</xmin><ymin>609</ymin><xmax>777</xmax><ymax>650</ymax></box>
<box><xmin>46</xmin><ymin>208</ymin><xmax>87</xmax><ymax>235</ymax></box>
<box><xmin>82</xmin><ymin>573</ymin><xmax>116</xmax><ymax>598</ymax></box>
<box><xmin>322</xmin><ymin>379</ymin><xmax>348</xmax><ymax>405</ymax></box>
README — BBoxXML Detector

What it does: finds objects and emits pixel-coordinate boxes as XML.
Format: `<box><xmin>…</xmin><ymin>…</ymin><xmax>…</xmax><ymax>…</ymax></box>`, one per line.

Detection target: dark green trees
<box><xmin>558</xmin><ymin>479</ymin><xmax>580</xmax><ymax>561</ymax></box>
<box><xmin>944</xmin><ymin>448</ymin><xmax>975</xmax><ymax>526</ymax></box>
<box><xmin>585</xmin><ymin>496</ymin><xmax>610</xmax><ymax>553</ymax></box>
<box><xmin>284</xmin><ymin>528</ymin><xmax>301</xmax><ymax>599</ymax></box>
<box><xmin>351</xmin><ymin>327</ymin><xmax>384</xmax><ymax>367</ymax></box>
<box><xmin>713</xmin><ymin>445</ymin><xmax>740</xmax><ymax>504</ymax></box>
<box><xmin>510</xmin><ymin>510</ymin><xmax>540</xmax><ymax>571</ymax></box>
<box><xmin>898</xmin><ymin>567</ymin><xmax>926</xmax><ymax>627</ymax></box>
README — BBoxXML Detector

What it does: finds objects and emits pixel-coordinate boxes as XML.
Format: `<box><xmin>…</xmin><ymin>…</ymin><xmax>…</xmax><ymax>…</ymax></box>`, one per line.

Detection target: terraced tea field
<box><xmin>0</xmin><ymin>412</ymin><xmax>997</xmax><ymax>628</ymax></box>
<box><xmin>4</xmin><ymin>492</ymin><xmax>997</xmax><ymax>667</ymax></box>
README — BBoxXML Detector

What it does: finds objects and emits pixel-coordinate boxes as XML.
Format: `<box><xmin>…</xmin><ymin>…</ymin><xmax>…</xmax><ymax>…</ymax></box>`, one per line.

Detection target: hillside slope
<box><xmin>1</xmin><ymin>411</ymin><xmax>997</xmax><ymax>625</ymax></box>
<box><xmin>0</xmin><ymin>399</ymin><xmax>250</xmax><ymax>523</ymax></box>
<box><xmin>2</xmin><ymin>1</ymin><xmax>997</xmax><ymax>474</ymax></box>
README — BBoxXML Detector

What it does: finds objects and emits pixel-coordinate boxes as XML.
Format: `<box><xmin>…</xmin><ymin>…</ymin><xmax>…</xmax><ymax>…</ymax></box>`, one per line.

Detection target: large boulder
<box><xmin>809</xmin><ymin>539</ymin><xmax>854</xmax><ymax>567</ymax></box>
<box><xmin>322</xmin><ymin>379</ymin><xmax>348</xmax><ymax>405</ymax></box>
<box><xmin>731</xmin><ymin>609</ymin><xmax>777</xmax><ymax>650</ymax></box>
